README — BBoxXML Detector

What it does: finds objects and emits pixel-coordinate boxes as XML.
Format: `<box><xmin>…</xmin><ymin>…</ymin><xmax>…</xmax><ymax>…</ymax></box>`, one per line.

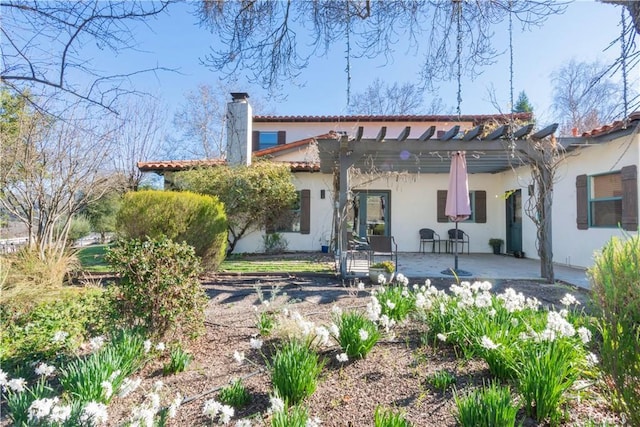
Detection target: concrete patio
<box><xmin>344</xmin><ymin>252</ymin><xmax>591</xmax><ymax>290</ymax></box>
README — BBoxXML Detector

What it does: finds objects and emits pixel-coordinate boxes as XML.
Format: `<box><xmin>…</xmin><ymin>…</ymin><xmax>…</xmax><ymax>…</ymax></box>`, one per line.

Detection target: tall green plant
<box><xmin>270</xmin><ymin>339</ymin><xmax>324</xmax><ymax>405</ymax></box>
<box><xmin>590</xmin><ymin>234</ymin><xmax>640</xmax><ymax>426</ymax></box>
<box><xmin>116</xmin><ymin>189</ymin><xmax>227</xmax><ymax>270</ymax></box>
<box><xmin>106</xmin><ymin>237</ymin><xmax>208</xmax><ymax>339</ymax></box>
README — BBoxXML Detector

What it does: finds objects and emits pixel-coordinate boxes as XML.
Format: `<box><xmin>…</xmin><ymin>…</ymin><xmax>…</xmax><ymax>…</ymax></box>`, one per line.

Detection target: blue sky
<box><xmin>92</xmin><ymin>1</ymin><xmax>632</xmax><ymax>124</ymax></box>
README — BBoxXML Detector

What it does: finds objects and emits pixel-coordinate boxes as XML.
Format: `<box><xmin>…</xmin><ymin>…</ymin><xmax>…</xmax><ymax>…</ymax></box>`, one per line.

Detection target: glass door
<box><xmin>348</xmin><ymin>191</ymin><xmax>390</xmax><ymax>238</ymax></box>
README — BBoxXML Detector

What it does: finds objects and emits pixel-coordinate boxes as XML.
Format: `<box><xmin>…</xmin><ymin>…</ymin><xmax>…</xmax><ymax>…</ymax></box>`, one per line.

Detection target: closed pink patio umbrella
<box><xmin>442</xmin><ymin>151</ymin><xmax>472</xmax><ymax>276</ymax></box>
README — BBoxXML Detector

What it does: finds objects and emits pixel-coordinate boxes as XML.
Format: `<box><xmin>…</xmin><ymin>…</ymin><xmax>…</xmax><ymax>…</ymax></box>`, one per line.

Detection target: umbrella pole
<box><xmin>454</xmin><ymin>221</ymin><xmax>459</xmax><ymax>271</ymax></box>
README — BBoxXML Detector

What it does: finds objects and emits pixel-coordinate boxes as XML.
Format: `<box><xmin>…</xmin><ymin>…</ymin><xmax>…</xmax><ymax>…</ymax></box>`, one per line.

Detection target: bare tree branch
<box><xmin>1</xmin><ymin>1</ymin><xmax>174</xmax><ymax>114</ymax></box>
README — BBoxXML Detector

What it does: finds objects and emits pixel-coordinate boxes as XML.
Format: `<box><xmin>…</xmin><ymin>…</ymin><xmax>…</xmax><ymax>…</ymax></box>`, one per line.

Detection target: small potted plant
<box><xmin>369</xmin><ymin>260</ymin><xmax>395</xmax><ymax>283</ymax></box>
<box><xmin>488</xmin><ymin>238</ymin><xmax>504</xmax><ymax>255</ymax></box>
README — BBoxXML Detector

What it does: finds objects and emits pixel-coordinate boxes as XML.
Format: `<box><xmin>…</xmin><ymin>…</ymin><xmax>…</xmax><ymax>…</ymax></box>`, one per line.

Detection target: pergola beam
<box><xmin>463</xmin><ymin>125</ymin><xmax>484</xmax><ymax>141</ymax></box>
<box><xmin>355</xmin><ymin>126</ymin><xmax>364</xmax><ymax>141</ymax></box>
<box><xmin>397</xmin><ymin>126</ymin><xmax>411</xmax><ymax>141</ymax></box>
<box><xmin>531</xmin><ymin>123</ymin><xmax>559</xmax><ymax>139</ymax></box>
<box><xmin>440</xmin><ymin>125</ymin><xmax>460</xmax><ymax>141</ymax></box>
<box><xmin>419</xmin><ymin>126</ymin><xmax>436</xmax><ymax>141</ymax></box>
<box><xmin>376</xmin><ymin>126</ymin><xmax>387</xmax><ymax>142</ymax></box>
<box><xmin>485</xmin><ymin>125</ymin><xmax>507</xmax><ymax>141</ymax></box>
<box><xmin>513</xmin><ymin>123</ymin><xmax>535</xmax><ymax>139</ymax></box>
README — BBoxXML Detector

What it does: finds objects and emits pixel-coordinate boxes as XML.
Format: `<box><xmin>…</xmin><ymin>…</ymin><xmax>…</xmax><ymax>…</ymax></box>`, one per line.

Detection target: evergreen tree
<box><xmin>513</xmin><ymin>91</ymin><xmax>534</xmax><ymax>113</ymax></box>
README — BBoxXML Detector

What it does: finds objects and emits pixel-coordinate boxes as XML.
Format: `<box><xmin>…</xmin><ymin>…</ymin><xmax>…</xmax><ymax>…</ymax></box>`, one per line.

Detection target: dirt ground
<box><xmin>102</xmin><ymin>271</ymin><xmax>620</xmax><ymax>427</ymax></box>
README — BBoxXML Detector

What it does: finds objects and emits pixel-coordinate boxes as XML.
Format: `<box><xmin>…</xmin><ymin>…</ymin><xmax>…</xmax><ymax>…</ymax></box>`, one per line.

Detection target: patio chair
<box><xmin>346</xmin><ymin>234</ymin><xmax>371</xmax><ymax>274</ymax></box>
<box><xmin>368</xmin><ymin>235</ymin><xmax>398</xmax><ymax>271</ymax></box>
<box><xmin>446</xmin><ymin>228</ymin><xmax>469</xmax><ymax>255</ymax></box>
<box><xmin>419</xmin><ymin>228</ymin><xmax>441</xmax><ymax>253</ymax></box>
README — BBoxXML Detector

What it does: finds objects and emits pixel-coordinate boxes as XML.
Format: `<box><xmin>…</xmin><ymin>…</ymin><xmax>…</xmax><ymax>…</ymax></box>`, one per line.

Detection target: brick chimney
<box><xmin>226</xmin><ymin>92</ymin><xmax>252</xmax><ymax>166</ymax></box>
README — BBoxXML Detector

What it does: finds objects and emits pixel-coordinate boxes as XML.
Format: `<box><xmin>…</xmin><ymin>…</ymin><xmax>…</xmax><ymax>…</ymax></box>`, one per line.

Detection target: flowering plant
<box><xmin>370</xmin><ymin>260</ymin><xmax>395</xmax><ymax>273</ymax></box>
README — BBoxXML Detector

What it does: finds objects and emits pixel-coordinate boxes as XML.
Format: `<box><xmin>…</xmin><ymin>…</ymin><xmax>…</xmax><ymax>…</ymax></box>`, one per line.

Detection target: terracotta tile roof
<box><xmin>253</xmin><ymin>132</ymin><xmax>338</xmax><ymax>156</ymax></box>
<box><xmin>253</xmin><ymin>112</ymin><xmax>532</xmax><ymax>125</ymax></box>
<box><xmin>137</xmin><ymin>159</ymin><xmax>225</xmax><ymax>172</ymax></box>
<box><xmin>137</xmin><ymin>159</ymin><xmax>319</xmax><ymax>173</ymax></box>
<box><xmin>580</xmin><ymin>111</ymin><xmax>640</xmax><ymax>138</ymax></box>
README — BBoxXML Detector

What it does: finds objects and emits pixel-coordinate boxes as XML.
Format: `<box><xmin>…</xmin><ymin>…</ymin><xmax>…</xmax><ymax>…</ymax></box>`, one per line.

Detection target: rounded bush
<box><xmin>116</xmin><ymin>190</ymin><xmax>227</xmax><ymax>270</ymax></box>
<box><xmin>106</xmin><ymin>237</ymin><xmax>208</xmax><ymax>339</ymax></box>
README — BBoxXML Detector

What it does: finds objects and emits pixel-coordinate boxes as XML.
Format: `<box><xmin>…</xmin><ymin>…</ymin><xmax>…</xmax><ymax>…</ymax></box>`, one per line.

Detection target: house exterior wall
<box><xmin>499</xmin><ymin>132</ymin><xmax>640</xmax><ymax>269</ymax></box>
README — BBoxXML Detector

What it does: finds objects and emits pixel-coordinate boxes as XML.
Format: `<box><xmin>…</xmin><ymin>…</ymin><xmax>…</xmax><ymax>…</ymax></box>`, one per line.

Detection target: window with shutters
<box><xmin>577</xmin><ymin>165</ymin><xmax>637</xmax><ymax>231</ymax></box>
<box><xmin>258</xmin><ymin>131</ymin><xmax>278</xmax><ymax>150</ymax></box>
<box><xmin>589</xmin><ymin>172</ymin><xmax>622</xmax><ymax>227</ymax></box>
<box><xmin>268</xmin><ymin>189</ymin><xmax>311</xmax><ymax>234</ymax></box>
<box><xmin>437</xmin><ymin>190</ymin><xmax>487</xmax><ymax>223</ymax></box>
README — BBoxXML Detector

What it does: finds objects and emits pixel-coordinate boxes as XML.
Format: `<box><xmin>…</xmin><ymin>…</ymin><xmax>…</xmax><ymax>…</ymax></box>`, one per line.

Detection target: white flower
<box><xmin>118</xmin><ymin>377</ymin><xmax>142</xmax><ymax>398</ymax></box>
<box><xmin>281</xmin><ymin>307</ymin><xmax>289</xmax><ymax>317</ymax></box>
<box><xmin>130</xmin><ymin>405</ymin><xmax>155</xmax><ymax>427</ymax></box>
<box><xmin>487</xmin><ymin>308</ymin><xmax>497</xmax><ymax>318</ymax></box>
<box><xmin>203</xmin><ymin>399</ymin><xmax>223</xmax><ymax>418</ymax></box>
<box><xmin>7</xmin><ymin>378</ymin><xmax>27</xmax><ymax>393</ymax></box>
<box><xmin>236</xmin><ymin>420</ymin><xmax>253</xmax><ymax>427</ymax></box>
<box><xmin>586</xmin><ymin>352</ymin><xmax>599</xmax><ymax>367</ymax></box>
<box><xmin>315</xmin><ymin>326</ymin><xmax>330</xmax><ymax>346</ymax></box>
<box><xmin>101</xmin><ymin>381</ymin><xmax>113</xmax><ymax>400</ymax></box>
<box><xmin>436</xmin><ymin>333</ymin><xmax>447</xmax><ymax>342</ymax></box>
<box><xmin>385</xmin><ymin>299</ymin><xmax>396</xmax><ymax>310</ymax></box>
<box><xmin>395</xmin><ymin>273</ymin><xmax>408</xmax><ymax>286</ymax></box>
<box><xmin>262</xmin><ymin>299</ymin><xmax>270</xmax><ymax>307</ymax></box>
<box><xmin>143</xmin><ymin>340</ymin><xmax>152</xmax><ymax>353</ymax></box>
<box><xmin>80</xmin><ymin>401</ymin><xmax>108</xmax><ymax>425</ymax></box>
<box><xmin>168</xmin><ymin>393</ymin><xmax>182</xmax><ymax>418</ymax></box>
<box><xmin>0</xmin><ymin>369</ymin><xmax>7</xmax><ymax>387</ymax></box>
<box><xmin>377</xmin><ymin>274</ymin><xmax>387</xmax><ymax>285</ymax></box>
<box><xmin>219</xmin><ymin>404</ymin><xmax>234</xmax><ymax>424</ymax></box>
<box><xmin>480</xmin><ymin>336</ymin><xmax>500</xmax><ymax>350</ymax></box>
<box><xmin>331</xmin><ymin>305</ymin><xmax>343</xmax><ymax>316</ymax></box>
<box><xmin>52</xmin><ymin>330</ymin><xmax>69</xmax><ymax>343</ymax></box>
<box><xmin>49</xmin><ymin>404</ymin><xmax>72</xmax><ymax>423</ymax></box>
<box><xmin>233</xmin><ymin>351</ymin><xmax>245</xmax><ymax>364</ymax></box>
<box><xmin>366</xmin><ymin>296</ymin><xmax>382</xmax><ymax>322</ymax></box>
<box><xmin>34</xmin><ymin>362</ymin><xmax>55</xmax><ymax>377</ymax></box>
<box><xmin>577</xmin><ymin>327</ymin><xmax>592</xmax><ymax>344</ymax></box>
<box><xmin>268</xmin><ymin>395</ymin><xmax>285</xmax><ymax>414</ymax></box>
<box><xmin>149</xmin><ymin>392</ymin><xmax>161</xmax><ymax>410</ymax></box>
<box><xmin>306</xmin><ymin>416</ymin><xmax>322</xmax><ymax>427</ymax></box>
<box><xmin>497</xmin><ymin>288</ymin><xmax>526</xmax><ymax>313</ymax></box>
<box><xmin>89</xmin><ymin>336</ymin><xmax>105</xmax><ymax>351</ymax></box>
<box><xmin>479</xmin><ymin>281</ymin><xmax>493</xmax><ymax>291</ymax></box>
<box><xmin>28</xmin><ymin>397</ymin><xmax>58</xmax><ymax>421</ymax></box>
<box><xmin>249</xmin><ymin>337</ymin><xmax>263</xmax><ymax>349</ymax></box>
<box><xmin>474</xmin><ymin>292</ymin><xmax>492</xmax><ymax>308</ymax></box>
<box><xmin>358</xmin><ymin>328</ymin><xmax>369</xmax><ymax>341</ymax></box>
<box><xmin>544</xmin><ymin>311</ymin><xmax>576</xmax><ymax>339</ymax></box>
<box><xmin>155</xmin><ymin>342</ymin><xmax>165</xmax><ymax>352</ymax></box>
<box><xmin>329</xmin><ymin>323</ymin><xmax>340</xmax><ymax>339</ymax></box>
<box><xmin>378</xmin><ymin>314</ymin><xmax>395</xmax><ymax>331</ymax></box>
<box><xmin>336</xmin><ymin>353</ymin><xmax>349</xmax><ymax>363</ymax></box>
<box><xmin>560</xmin><ymin>293</ymin><xmax>580</xmax><ymax>307</ymax></box>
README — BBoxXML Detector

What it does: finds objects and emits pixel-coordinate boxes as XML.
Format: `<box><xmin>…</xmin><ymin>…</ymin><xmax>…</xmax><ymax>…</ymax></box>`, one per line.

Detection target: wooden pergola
<box><xmin>314</xmin><ymin>122</ymin><xmax>584</xmax><ymax>278</ymax></box>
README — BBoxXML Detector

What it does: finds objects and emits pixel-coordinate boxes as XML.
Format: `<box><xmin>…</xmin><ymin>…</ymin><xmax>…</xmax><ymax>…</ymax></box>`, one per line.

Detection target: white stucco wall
<box><xmin>500</xmin><ymin>132</ymin><xmax>640</xmax><ymax>269</ymax></box>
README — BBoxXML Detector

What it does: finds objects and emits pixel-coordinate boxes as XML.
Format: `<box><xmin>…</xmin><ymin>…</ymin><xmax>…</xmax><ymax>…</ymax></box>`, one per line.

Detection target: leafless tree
<box><xmin>551</xmin><ymin>59</ymin><xmax>623</xmax><ymax>135</ymax></box>
<box><xmin>0</xmin><ymin>101</ymin><xmax>117</xmax><ymax>260</ymax></box>
<box><xmin>110</xmin><ymin>99</ymin><xmax>168</xmax><ymax>190</ymax></box>
<box><xmin>172</xmin><ymin>83</ymin><xmax>227</xmax><ymax>159</ymax></box>
<box><xmin>1</xmin><ymin>1</ymin><xmax>173</xmax><ymax>115</ymax></box>
<box><xmin>196</xmin><ymin>1</ymin><xmax>567</xmax><ymax>92</ymax></box>
<box><xmin>348</xmin><ymin>78</ymin><xmax>444</xmax><ymax>115</ymax></box>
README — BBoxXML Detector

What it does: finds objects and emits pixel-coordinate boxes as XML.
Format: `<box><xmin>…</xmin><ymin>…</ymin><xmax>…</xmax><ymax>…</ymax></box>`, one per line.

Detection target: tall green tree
<box><xmin>513</xmin><ymin>91</ymin><xmax>533</xmax><ymax>113</ymax></box>
<box><xmin>176</xmin><ymin>161</ymin><xmax>297</xmax><ymax>254</ymax></box>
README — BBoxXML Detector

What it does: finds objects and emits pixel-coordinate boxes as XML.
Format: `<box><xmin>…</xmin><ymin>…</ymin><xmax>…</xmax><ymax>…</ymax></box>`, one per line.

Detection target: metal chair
<box><xmin>447</xmin><ymin>228</ymin><xmax>470</xmax><ymax>255</ymax></box>
<box><xmin>419</xmin><ymin>228</ymin><xmax>441</xmax><ymax>253</ymax></box>
<box><xmin>368</xmin><ymin>235</ymin><xmax>398</xmax><ymax>271</ymax></box>
<box><xmin>345</xmin><ymin>234</ymin><xmax>371</xmax><ymax>274</ymax></box>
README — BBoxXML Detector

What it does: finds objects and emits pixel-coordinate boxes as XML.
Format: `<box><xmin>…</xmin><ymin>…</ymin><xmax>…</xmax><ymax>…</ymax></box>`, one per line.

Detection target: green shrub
<box><xmin>66</xmin><ymin>214</ymin><xmax>92</xmax><ymax>243</ymax></box>
<box><xmin>116</xmin><ymin>189</ymin><xmax>227</xmax><ymax>270</ymax></box>
<box><xmin>270</xmin><ymin>339</ymin><xmax>324</xmax><ymax>405</ymax></box>
<box><xmin>1</xmin><ymin>248</ymin><xmax>79</xmax><ymax>296</ymax></box>
<box><xmin>426</xmin><ymin>369</ymin><xmax>456</xmax><ymax>393</ymax></box>
<box><xmin>0</xmin><ymin>287</ymin><xmax>112</xmax><ymax>369</ymax></box>
<box><xmin>376</xmin><ymin>285</ymin><xmax>415</xmax><ymax>322</ymax></box>
<box><xmin>106</xmin><ymin>237</ymin><xmax>208</xmax><ymax>339</ymax></box>
<box><xmin>454</xmin><ymin>383</ymin><xmax>519</xmax><ymax>427</ymax></box>
<box><xmin>263</xmin><ymin>232</ymin><xmax>288</xmax><ymax>254</ymax></box>
<box><xmin>270</xmin><ymin>404</ymin><xmax>310</xmax><ymax>427</ymax></box>
<box><xmin>590</xmin><ymin>234</ymin><xmax>640</xmax><ymax>426</ymax></box>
